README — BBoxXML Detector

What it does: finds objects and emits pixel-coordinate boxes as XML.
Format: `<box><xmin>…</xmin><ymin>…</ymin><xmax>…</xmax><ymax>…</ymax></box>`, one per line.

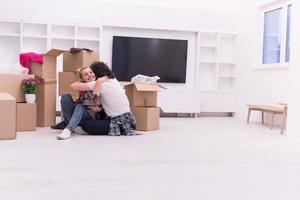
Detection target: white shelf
<box><xmin>52</xmin><ymin>24</ymin><xmax>75</xmax><ymax>38</ymax></box>
<box><xmin>0</xmin><ymin>33</ymin><xmax>20</xmax><ymax>37</ymax></box>
<box><xmin>52</xmin><ymin>36</ymin><xmax>76</xmax><ymax>40</ymax></box>
<box><xmin>218</xmin><ymin>77</ymin><xmax>235</xmax><ymax>92</ymax></box>
<box><xmin>218</xmin><ymin>74</ymin><xmax>236</xmax><ymax>78</ymax></box>
<box><xmin>77</xmin><ymin>26</ymin><xmax>100</xmax><ymax>39</ymax></box>
<box><xmin>23</xmin><ymin>35</ymin><xmax>47</xmax><ymax>39</ymax></box>
<box><xmin>198</xmin><ymin>60</ymin><xmax>218</xmax><ymax>64</ymax></box>
<box><xmin>76</xmin><ymin>37</ymin><xmax>100</xmax><ymax>42</ymax></box>
<box><xmin>23</xmin><ymin>22</ymin><xmax>47</xmax><ymax>37</ymax></box>
<box><xmin>77</xmin><ymin>40</ymin><xmax>99</xmax><ymax>51</ymax></box>
<box><xmin>0</xmin><ymin>36</ymin><xmax>20</xmax><ymax>64</ymax></box>
<box><xmin>197</xmin><ymin>31</ymin><xmax>237</xmax><ymax>113</ymax></box>
<box><xmin>0</xmin><ymin>21</ymin><xmax>20</xmax><ymax>35</ymax></box>
<box><xmin>199</xmin><ymin>90</ymin><xmax>217</xmax><ymax>93</ymax></box>
<box><xmin>22</xmin><ymin>37</ymin><xmax>47</xmax><ymax>53</ymax></box>
<box><xmin>52</xmin><ymin>38</ymin><xmax>75</xmax><ymax>50</ymax></box>
<box><xmin>199</xmin><ymin>32</ymin><xmax>218</xmax><ymax>47</ymax></box>
<box><xmin>219</xmin><ymin>61</ymin><xmax>236</xmax><ymax>64</ymax></box>
<box><xmin>200</xmin><ymin>45</ymin><xmax>218</xmax><ymax>48</ymax></box>
<box><xmin>198</xmin><ymin>62</ymin><xmax>217</xmax><ymax>91</ymax></box>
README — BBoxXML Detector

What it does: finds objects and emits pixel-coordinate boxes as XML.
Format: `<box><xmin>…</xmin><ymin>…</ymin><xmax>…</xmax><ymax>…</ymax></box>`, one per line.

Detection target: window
<box><xmin>262</xmin><ymin>2</ymin><xmax>292</xmax><ymax>65</ymax></box>
<box><xmin>285</xmin><ymin>4</ymin><xmax>291</xmax><ymax>62</ymax></box>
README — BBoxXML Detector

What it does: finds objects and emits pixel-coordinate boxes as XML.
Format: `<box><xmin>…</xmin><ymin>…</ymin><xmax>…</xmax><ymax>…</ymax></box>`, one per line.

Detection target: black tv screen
<box><xmin>112</xmin><ymin>36</ymin><xmax>188</xmax><ymax>83</ymax></box>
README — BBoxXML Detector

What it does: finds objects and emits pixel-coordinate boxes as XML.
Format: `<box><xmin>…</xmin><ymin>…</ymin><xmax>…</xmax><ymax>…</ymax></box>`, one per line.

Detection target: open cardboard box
<box><xmin>124</xmin><ymin>83</ymin><xmax>165</xmax><ymax>107</ymax></box>
<box><xmin>30</xmin><ymin>49</ymin><xmax>64</xmax><ymax>79</ymax></box>
<box><xmin>63</xmin><ymin>50</ymin><xmax>99</xmax><ymax>72</ymax></box>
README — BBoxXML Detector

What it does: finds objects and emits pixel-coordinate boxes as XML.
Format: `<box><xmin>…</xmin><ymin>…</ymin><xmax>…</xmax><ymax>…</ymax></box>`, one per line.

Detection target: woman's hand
<box><xmin>87</xmin><ymin>105</ymin><xmax>102</xmax><ymax>113</ymax></box>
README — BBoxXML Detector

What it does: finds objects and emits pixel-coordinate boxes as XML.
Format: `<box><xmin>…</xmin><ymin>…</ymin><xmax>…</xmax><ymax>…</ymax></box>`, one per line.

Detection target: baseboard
<box><xmin>56</xmin><ymin>111</ymin><xmax>234</xmax><ymax>117</ymax></box>
<box><xmin>160</xmin><ymin>112</ymin><xmax>234</xmax><ymax>117</ymax></box>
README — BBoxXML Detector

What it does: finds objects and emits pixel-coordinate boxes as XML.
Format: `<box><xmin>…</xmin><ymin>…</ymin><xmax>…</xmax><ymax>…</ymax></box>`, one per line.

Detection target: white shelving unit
<box><xmin>0</xmin><ymin>20</ymin><xmax>102</xmax><ymax>111</ymax></box>
<box><xmin>0</xmin><ymin>20</ymin><xmax>101</xmax><ymax>63</ymax></box>
<box><xmin>0</xmin><ymin>21</ymin><xmax>21</xmax><ymax>64</ymax></box>
<box><xmin>197</xmin><ymin>31</ymin><xmax>237</xmax><ymax>113</ymax></box>
<box><xmin>0</xmin><ymin>19</ymin><xmax>237</xmax><ymax>115</ymax></box>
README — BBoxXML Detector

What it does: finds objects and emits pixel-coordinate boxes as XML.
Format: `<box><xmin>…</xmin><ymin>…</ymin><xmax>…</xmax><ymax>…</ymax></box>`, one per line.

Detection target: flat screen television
<box><xmin>112</xmin><ymin>36</ymin><xmax>188</xmax><ymax>83</ymax></box>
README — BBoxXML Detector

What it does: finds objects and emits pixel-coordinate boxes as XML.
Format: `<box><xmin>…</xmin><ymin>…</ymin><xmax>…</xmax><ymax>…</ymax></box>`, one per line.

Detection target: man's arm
<box><xmin>71</xmin><ymin>81</ymin><xmax>95</xmax><ymax>91</ymax></box>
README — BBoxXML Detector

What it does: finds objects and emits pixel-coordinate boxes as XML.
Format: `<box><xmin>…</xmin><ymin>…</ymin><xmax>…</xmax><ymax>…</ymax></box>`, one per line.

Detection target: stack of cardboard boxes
<box><xmin>124</xmin><ymin>83</ymin><xmax>162</xmax><ymax>131</ymax></box>
<box><xmin>0</xmin><ymin>49</ymin><xmax>99</xmax><ymax>139</ymax></box>
<box><xmin>30</xmin><ymin>49</ymin><xmax>64</xmax><ymax>127</ymax></box>
<box><xmin>0</xmin><ymin>74</ymin><xmax>37</xmax><ymax>139</ymax></box>
<box><xmin>59</xmin><ymin>50</ymin><xmax>99</xmax><ymax>102</ymax></box>
<box><xmin>0</xmin><ymin>48</ymin><xmax>164</xmax><ymax>139</ymax></box>
<box><xmin>0</xmin><ymin>93</ymin><xmax>16</xmax><ymax>139</ymax></box>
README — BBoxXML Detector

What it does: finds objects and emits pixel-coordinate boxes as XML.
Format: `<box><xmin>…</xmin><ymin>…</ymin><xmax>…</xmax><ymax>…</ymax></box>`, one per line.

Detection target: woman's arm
<box><xmin>93</xmin><ymin>78</ymin><xmax>103</xmax><ymax>95</ymax></box>
<box><xmin>71</xmin><ymin>81</ymin><xmax>95</xmax><ymax>91</ymax></box>
<box><xmin>93</xmin><ymin>76</ymin><xmax>108</xmax><ymax>95</ymax></box>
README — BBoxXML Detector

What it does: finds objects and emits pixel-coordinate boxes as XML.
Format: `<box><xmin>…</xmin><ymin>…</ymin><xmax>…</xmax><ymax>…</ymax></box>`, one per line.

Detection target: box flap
<box><xmin>135</xmin><ymin>84</ymin><xmax>159</xmax><ymax>91</ymax></box>
<box><xmin>40</xmin><ymin>79</ymin><xmax>57</xmax><ymax>84</ymax></box>
<box><xmin>45</xmin><ymin>49</ymin><xmax>64</xmax><ymax>57</ymax></box>
<box><xmin>0</xmin><ymin>93</ymin><xmax>15</xmax><ymax>100</ymax></box>
<box><xmin>124</xmin><ymin>83</ymin><xmax>166</xmax><ymax>91</ymax></box>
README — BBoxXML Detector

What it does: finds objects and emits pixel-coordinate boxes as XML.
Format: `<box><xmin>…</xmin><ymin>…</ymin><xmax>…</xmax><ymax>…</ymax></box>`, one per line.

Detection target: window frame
<box><xmin>256</xmin><ymin>0</ymin><xmax>292</xmax><ymax>70</ymax></box>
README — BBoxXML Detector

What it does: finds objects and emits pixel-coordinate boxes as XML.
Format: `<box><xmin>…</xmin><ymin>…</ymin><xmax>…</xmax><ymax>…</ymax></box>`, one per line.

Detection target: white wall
<box><xmin>235</xmin><ymin>1</ymin><xmax>289</xmax><ymax>127</ymax></box>
<box><xmin>287</xmin><ymin>0</ymin><xmax>300</xmax><ymax>137</ymax></box>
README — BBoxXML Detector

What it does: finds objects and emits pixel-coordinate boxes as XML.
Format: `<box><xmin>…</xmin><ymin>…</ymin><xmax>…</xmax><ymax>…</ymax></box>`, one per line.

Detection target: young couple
<box><xmin>56</xmin><ymin>61</ymin><xmax>138</xmax><ymax>140</ymax></box>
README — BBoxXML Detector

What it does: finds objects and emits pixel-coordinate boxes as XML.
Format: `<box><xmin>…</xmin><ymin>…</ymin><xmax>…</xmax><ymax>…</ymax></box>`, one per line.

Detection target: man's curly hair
<box><xmin>90</xmin><ymin>61</ymin><xmax>115</xmax><ymax>79</ymax></box>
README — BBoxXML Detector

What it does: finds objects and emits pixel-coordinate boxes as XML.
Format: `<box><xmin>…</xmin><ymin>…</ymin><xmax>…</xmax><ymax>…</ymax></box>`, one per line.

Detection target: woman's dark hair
<box><xmin>90</xmin><ymin>61</ymin><xmax>115</xmax><ymax>79</ymax></box>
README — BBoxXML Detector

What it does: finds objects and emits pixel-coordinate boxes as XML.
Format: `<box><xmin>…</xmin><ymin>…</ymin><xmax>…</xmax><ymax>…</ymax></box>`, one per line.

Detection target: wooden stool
<box><xmin>246</xmin><ymin>104</ymin><xmax>288</xmax><ymax>134</ymax></box>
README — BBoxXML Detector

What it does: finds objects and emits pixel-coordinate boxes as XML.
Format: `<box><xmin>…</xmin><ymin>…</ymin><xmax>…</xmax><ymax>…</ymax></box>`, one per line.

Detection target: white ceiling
<box><xmin>59</xmin><ymin>0</ymin><xmax>273</xmax><ymax>13</ymax></box>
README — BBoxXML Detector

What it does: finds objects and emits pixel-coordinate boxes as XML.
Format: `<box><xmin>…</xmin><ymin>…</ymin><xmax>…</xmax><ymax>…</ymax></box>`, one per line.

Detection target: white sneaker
<box><xmin>57</xmin><ymin>128</ymin><xmax>72</xmax><ymax>140</ymax></box>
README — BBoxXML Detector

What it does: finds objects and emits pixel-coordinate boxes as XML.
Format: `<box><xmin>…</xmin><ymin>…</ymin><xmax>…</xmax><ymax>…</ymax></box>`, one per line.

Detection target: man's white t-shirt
<box><xmin>88</xmin><ymin>78</ymin><xmax>130</xmax><ymax>117</ymax></box>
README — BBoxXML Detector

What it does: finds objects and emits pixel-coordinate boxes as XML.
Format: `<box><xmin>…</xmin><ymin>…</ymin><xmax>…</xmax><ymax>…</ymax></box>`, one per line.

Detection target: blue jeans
<box><xmin>61</xmin><ymin>94</ymin><xmax>93</xmax><ymax>131</ymax></box>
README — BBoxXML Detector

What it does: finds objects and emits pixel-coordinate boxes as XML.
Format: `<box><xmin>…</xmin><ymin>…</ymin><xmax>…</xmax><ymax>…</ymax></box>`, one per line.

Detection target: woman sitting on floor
<box><xmin>56</xmin><ymin>67</ymin><xmax>107</xmax><ymax>140</ymax></box>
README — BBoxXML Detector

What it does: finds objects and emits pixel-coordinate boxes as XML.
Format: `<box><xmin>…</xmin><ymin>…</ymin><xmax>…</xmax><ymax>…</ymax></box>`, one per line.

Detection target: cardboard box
<box><xmin>59</xmin><ymin>72</ymin><xmax>79</xmax><ymax>97</ymax></box>
<box><xmin>0</xmin><ymin>93</ymin><xmax>16</xmax><ymax>139</ymax></box>
<box><xmin>130</xmin><ymin>107</ymin><xmax>160</xmax><ymax>131</ymax></box>
<box><xmin>36</xmin><ymin>79</ymin><xmax>56</xmax><ymax>127</ymax></box>
<box><xmin>124</xmin><ymin>83</ymin><xmax>163</xmax><ymax>107</ymax></box>
<box><xmin>0</xmin><ymin>73</ymin><xmax>35</xmax><ymax>102</ymax></box>
<box><xmin>17</xmin><ymin>103</ymin><xmax>37</xmax><ymax>131</ymax></box>
<box><xmin>30</xmin><ymin>49</ymin><xmax>64</xmax><ymax>79</ymax></box>
<box><xmin>63</xmin><ymin>50</ymin><xmax>99</xmax><ymax>72</ymax></box>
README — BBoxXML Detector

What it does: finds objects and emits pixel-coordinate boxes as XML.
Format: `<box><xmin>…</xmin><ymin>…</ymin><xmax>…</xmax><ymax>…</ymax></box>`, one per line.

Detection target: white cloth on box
<box><xmin>88</xmin><ymin>78</ymin><xmax>130</xmax><ymax>118</ymax></box>
<box><xmin>131</xmin><ymin>74</ymin><xmax>160</xmax><ymax>84</ymax></box>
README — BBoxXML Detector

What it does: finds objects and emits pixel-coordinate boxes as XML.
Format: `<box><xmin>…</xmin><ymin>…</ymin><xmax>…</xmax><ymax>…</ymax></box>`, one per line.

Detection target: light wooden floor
<box><xmin>1</xmin><ymin>117</ymin><xmax>300</xmax><ymax>200</ymax></box>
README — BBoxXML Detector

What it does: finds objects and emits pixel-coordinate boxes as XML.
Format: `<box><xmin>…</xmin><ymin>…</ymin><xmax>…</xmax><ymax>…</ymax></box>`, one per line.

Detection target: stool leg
<box><xmin>281</xmin><ymin>106</ymin><xmax>288</xmax><ymax>135</ymax></box>
<box><xmin>270</xmin><ymin>112</ymin><xmax>274</xmax><ymax>129</ymax></box>
<box><xmin>247</xmin><ymin>108</ymin><xmax>251</xmax><ymax>123</ymax></box>
<box><xmin>262</xmin><ymin>112</ymin><xmax>264</xmax><ymax>124</ymax></box>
